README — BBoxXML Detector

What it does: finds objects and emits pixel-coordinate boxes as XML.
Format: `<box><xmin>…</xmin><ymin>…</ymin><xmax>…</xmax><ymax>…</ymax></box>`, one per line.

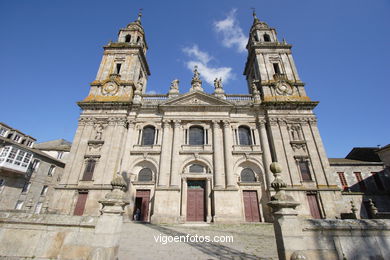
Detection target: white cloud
<box><xmin>214</xmin><ymin>9</ymin><xmax>247</xmax><ymax>53</ymax></box>
<box><xmin>146</xmin><ymin>90</ymin><xmax>157</xmax><ymax>94</ymax></box>
<box><xmin>182</xmin><ymin>45</ymin><xmax>233</xmax><ymax>86</ymax></box>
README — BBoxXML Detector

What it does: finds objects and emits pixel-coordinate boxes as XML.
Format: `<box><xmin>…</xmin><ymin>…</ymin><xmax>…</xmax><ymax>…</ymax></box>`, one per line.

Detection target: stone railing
<box><xmin>225</xmin><ymin>94</ymin><xmax>253</xmax><ymax>105</ymax></box>
<box><xmin>141</xmin><ymin>94</ymin><xmax>168</xmax><ymax>105</ymax></box>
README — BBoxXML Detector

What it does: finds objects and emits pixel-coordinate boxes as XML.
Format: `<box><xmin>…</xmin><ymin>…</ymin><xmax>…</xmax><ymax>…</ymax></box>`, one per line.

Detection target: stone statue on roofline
<box><xmin>190</xmin><ymin>65</ymin><xmax>203</xmax><ymax>92</ymax></box>
<box><xmin>213</xmin><ymin>77</ymin><xmax>226</xmax><ymax>99</ymax></box>
<box><xmin>168</xmin><ymin>79</ymin><xmax>180</xmax><ymax>98</ymax></box>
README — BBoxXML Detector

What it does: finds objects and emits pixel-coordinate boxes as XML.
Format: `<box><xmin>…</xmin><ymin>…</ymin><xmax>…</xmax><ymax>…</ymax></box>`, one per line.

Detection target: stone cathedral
<box><xmin>51</xmin><ymin>13</ymin><xmax>343</xmax><ymax>223</ymax></box>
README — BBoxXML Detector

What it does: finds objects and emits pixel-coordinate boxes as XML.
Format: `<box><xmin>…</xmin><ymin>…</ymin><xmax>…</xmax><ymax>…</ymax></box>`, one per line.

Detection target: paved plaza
<box><xmin>118</xmin><ymin>221</ymin><xmax>278</xmax><ymax>260</ymax></box>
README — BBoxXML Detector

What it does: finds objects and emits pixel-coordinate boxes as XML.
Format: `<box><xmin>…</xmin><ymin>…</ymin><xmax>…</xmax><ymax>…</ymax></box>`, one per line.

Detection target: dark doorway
<box><xmin>243</xmin><ymin>191</ymin><xmax>261</xmax><ymax>222</ymax></box>
<box><xmin>307</xmin><ymin>193</ymin><xmax>322</xmax><ymax>219</ymax></box>
<box><xmin>133</xmin><ymin>190</ymin><xmax>150</xmax><ymax>222</ymax></box>
<box><xmin>187</xmin><ymin>180</ymin><xmax>205</xmax><ymax>222</ymax></box>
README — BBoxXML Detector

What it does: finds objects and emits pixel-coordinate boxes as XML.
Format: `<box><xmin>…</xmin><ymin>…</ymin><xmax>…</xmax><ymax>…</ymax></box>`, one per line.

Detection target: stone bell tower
<box><xmin>84</xmin><ymin>11</ymin><xmax>151</xmax><ymax>102</ymax></box>
<box><xmin>244</xmin><ymin>12</ymin><xmax>342</xmax><ymax>218</ymax></box>
<box><xmin>244</xmin><ymin>12</ymin><xmax>308</xmax><ymax>102</ymax></box>
<box><xmin>51</xmin><ymin>12</ymin><xmax>150</xmax><ymax>216</ymax></box>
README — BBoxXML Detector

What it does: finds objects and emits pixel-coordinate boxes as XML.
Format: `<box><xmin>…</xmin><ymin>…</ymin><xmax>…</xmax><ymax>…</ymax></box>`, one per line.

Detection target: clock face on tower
<box><xmin>275</xmin><ymin>82</ymin><xmax>293</xmax><ymax>96</ymax></box>
<box><xmin>101</xmin><ymin>82</ymin><xmax>119</xmax><ymax>96</ymax></box>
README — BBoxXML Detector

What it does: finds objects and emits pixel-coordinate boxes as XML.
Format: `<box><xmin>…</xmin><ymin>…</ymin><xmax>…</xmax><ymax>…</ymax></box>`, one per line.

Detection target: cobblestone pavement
<box><xmin>118</xmin><ymin>221</ymin><xmax>278</xmax><ymax>260</ymax></box>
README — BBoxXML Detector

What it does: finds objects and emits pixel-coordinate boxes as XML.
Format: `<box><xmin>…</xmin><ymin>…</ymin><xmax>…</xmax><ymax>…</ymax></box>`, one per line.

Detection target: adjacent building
<box><xmin>0</xmin><ymin>122</ymin><xmax>68</xmax><ymax>214</ymax></box>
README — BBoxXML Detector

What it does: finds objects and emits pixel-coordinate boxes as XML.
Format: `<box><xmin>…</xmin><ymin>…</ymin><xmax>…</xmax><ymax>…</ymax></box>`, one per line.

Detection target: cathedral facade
<box><xmin>51</xmin><ymin>13</ymin><xmax>343</xmax><ymax>223</ymax></box>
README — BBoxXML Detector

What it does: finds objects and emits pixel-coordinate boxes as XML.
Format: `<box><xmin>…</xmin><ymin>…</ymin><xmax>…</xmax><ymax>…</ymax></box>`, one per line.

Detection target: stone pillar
<box><xmin>158</xmin><ymin>120</ymin><xmax>171</xmax><ymax>187</ymax></box>
<box><xmin>180</xmin><ymin>177</ymin><xmax>187</xmax><ymax>222</ymax></box>
<box><xmin>223</xmin><ymin>121</ymin><xmax>235</xmax><ymax>188</ymax></box>
<box><xmin>170</xmin><ymin>120</ymin><xmax>181</xmax><ymax>187</ymax></box>
<box><xmin>212</xmin><ymin>120</ymin><xmax>225</xmax><ymax>188</ymax></box>
<box><xmin>91</xmin><ymin>174</ymin><xmax>129</xmax><ymax>260</ymax></box>
<box><xmin>267</xmin><ymin>162</ymin><xmax>303</xmax><ymax>260</ymax></box>
<box><xmin>206</xmin><ymin>178</ymin><xmax>212</xmax><ymax>223</ymax></box>
<box><xmin>258</xmin><ymin>119</ymin><xmax>272</xmax><ymax>190</ymax></box>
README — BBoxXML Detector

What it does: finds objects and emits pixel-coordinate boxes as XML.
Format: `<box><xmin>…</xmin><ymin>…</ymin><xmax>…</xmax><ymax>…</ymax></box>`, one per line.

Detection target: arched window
<box><xmin>263</xmin><ymin>33</ymin><xmax>271</xmax><ymax>42</ymax></box>
<box><xmin>138</xmin><ymin>168</ymin><xmax>153</xmax><ymax>182</ymax></box>
<box><xmin>142</xmin><ymin>126</ymin><xmax>155</xmax><ymax>146</ymax></box>
<box><xmin>82</xmin><ymin>159</ymin><xmax>96</xmax><ymax>181</ymax></box>
<box><xmin>125</xmin><ymin>34</ymin><xmax>131</xmax><ymax>43</ymax></box>
<box><xmin>238</xmin><ymin>126</ymin><xmax>252</xmax><ymax>145</ymax></box>
<box><xmin>241</xmin><ymin>168</ymin><xmax>256</xmax><ymax>182</ymax></box>
<box><xmin>189</xmin><ymin>164</ymin><xmax>204</xmax><ymax>173</ymax></box>
<box><xmin>189</xmin><ymin>126</ymin><xmax>204</xmax><ymax>145</ymax></box>
<box><xmin>137</xmin><ymin>36</ymin><xmax>141</xmax><ymax>44</ymax></box>
<box><xmin>253</xmin><ymin>33</ymin><xmax>259</xmax><ymax>42</ymax></box>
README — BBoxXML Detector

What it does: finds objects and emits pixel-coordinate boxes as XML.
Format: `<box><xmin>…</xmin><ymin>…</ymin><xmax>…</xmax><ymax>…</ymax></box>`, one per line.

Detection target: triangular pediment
<box><xmin>160</xmin><ymin>91</ymin><xmax>233</xmax><ymax>107</ymax></box>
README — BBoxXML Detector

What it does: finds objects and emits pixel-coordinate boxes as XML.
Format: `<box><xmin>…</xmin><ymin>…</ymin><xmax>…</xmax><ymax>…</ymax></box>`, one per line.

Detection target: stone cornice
<box><xmin>262</xmin><ymin>100</ymin><xmax>319</xmax><ymax>110</ymax></box>
<box><xmin>77</xmin><ymin>101</ymin><xmax>131</xmax><ymax>110</ymax></box>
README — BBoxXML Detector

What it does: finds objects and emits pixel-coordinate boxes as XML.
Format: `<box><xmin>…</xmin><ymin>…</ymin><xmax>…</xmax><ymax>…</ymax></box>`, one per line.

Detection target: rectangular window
<box><xmin>116</xmin><ymin>63</ymin><xmax>122</xmax><ymax>74</ymax></box>
<box><xmin>306</xmin><ymin>193</ymin><xmax>322</xmax><ymax>219</ymax></box>
<box><xmin>21</xmin><ymin>182</ymin><xmax>31</xmax><ymax>193</ymax></box>
<box><xmin>273</xmin><ymin>63</ymin><xmax>281</xmax><ymax>74</ymax></box>
<box><xmin>354</xmin><ymin>172</ymin><xmax>366</xmax><ymax>191</ymax></box>
<box><xmin>6</xmin><ymin>147</ymin><xmax>18</xmax><ymax>163</ymax></box>
<box><xmin>15</xmin><ymin>200</ymin><xmax>24</xmax><ymax>210</ymax></box>
<box><xmin>13</xmin><ymin>135</ymin><xmax>21</xmax><ymax>142</ymax></box>
<box><xmin>0</xmin><ymin>146</ymin><xmax>10</xmax><ymax>163</ymax></box>
<box><xmin>338</xmin><ymin>172</ymin><xmax>348</xmax><ymax>191</ymax></box>
<box><xmin>48</xmin><ymin>165</ymin><xmax>55</xmax><ymax>176</ymax></box>
<box><xmin>82</xmin><ymin>160</ymin><xmax>96</xmax><ymax>181</ymax></box>
<box><xmin>299</xmin><ymin>160</ymin><xmax>312</xmax><ymax>181</ymax></box>
<box><xmin>372</xmin><ymin>172</ymin><xmax>384</xmax><ymax>190</ymax></box>
<box><xmin>0</xmin><ymin>127</ymin><xmax>7</xmax><ymax>137</ymax></box>
<box><xmin>73</xmin><ymin>192</ymin><xmax>88</xmax><ymax>216</ymax></box>
<box><xmin>40</xmin><ymin>185</ymin><xmax>48</xmax><ymax>196</ymax></box>
<box><xmin>34</xmin><ymin>202</ymin><xmax>43</xmax><ymax>214</ymax></box>
<box><xmin>32</xmin><ymin>159</ymin><xmax>40</xmax><ymax>171</ymax></box>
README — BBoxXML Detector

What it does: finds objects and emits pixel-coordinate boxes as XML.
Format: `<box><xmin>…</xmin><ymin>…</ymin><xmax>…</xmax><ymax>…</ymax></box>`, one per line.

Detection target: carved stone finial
<box><xmin>133</xmin><ymin>80</ymin><xmax>143</xmax><ymax>104</ymax></box>
<box><xmin>99</xmin><ymin>173</ymin><xmax>129</xmax><ymax>215</ymax></box>
<box><xmin>190</xmin><ymin>65</ymin><xmax>203</xmax><ymax>92</ymax></box>
<box><xmin>137</xmin><ymin>8</ymin><xmax>143</xmax><ymax>22</ymax></box>
<box><xmin>267</xmin><ymin>162</ymin><xmax>300</xmax><ymax>214</ymax></box>
<box><xmin>251</xmin><ymin>7</ymin><xmax>258</xmax><ymax>20</ymax></box>
<box><xmin>350</xmin><ymin>200</ymin><xmax>357</xmax><ymax>215</ymax></box>
<box><xmin>368</xmin><ymin>199</ymin><xmax>378</xmax><ymax>216</ymax></box>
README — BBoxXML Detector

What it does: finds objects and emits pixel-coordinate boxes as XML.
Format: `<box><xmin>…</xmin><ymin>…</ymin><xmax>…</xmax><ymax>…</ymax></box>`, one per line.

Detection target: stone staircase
<box><xmin>118</xmin><ymin>221</ymin><xmax>278</xmax><ymax>260</ymax></box>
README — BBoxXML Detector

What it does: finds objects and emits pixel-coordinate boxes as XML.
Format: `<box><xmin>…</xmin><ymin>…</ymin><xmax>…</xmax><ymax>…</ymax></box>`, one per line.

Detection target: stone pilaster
<box><xmin>169</xmin><ymin>120</ymin><xmax>181</xmax><ymax>187</ymax></box>
<box><xmin>158</xmin><ymin>120</ymin><xmax>171</xmax><ymax>187</ymax></box>
<box><xmin>212</xmin><ymin>120</ymin><xmax>225</xmax><ymax>188</ymax></box>
<box><xmin>119</xmin><ymin>121</ymin><xmax>135</xmax><ymax>175</ymax></box>
<box><xmin>258</xmin><ymin>119</ymin><xmax>272</xmax><ymax>190</ymax></box>
<box><xmin>223</xmin><ymin>121</ymin><xmax>235</xmax><ymax>188</ymax></box>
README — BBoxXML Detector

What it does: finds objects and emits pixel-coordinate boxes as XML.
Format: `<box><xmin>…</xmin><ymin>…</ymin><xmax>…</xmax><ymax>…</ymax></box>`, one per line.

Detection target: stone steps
<box><xmin>118</xmin><ymin>222</ymin><xmax>278</xmax><ymax>260</ymax></box>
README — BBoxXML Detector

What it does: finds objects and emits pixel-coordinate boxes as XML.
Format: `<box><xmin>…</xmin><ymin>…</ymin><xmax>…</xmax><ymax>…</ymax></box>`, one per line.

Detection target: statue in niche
<box><xmin>94</xmin><ymin>123</ymin><xmax>104</xmax><ymax>140</ymax></box>
<box><xmin>290</xmin><ymin>125</ymin><xmax>302</xmax><ymax>141</ymax></box>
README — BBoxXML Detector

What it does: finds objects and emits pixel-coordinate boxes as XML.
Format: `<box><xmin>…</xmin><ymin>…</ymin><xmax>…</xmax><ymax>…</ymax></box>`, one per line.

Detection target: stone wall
<box><xmin>274</xmin><ymin>215</ymin><xmax>390</xmax><ymax>260</ymax></box>
<box><xmin>0</xmin><ymin>211</ymin><xmax>123</xmax><ymax>259</ymax></box>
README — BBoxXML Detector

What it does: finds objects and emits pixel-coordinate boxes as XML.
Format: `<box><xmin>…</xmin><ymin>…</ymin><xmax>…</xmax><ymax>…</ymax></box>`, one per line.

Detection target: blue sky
<box><xmin>0</xmin><ymin>0</ymin><xmax>389</xmax><ymax>158</ymax></box>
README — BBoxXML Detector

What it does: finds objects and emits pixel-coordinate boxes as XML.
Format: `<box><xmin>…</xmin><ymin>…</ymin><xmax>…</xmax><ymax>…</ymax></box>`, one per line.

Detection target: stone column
<box><xmin>212</xmin><ymin>120</ymin><xmax>225</xmax><ymax>188</ymax></box>
<box><xmin>206</xmin><ymin>178</ymin><xmax>212</xmax><ymax>222</ymax></box>
<box><xmin>169</xmin><ymin>120</ymin><xmax>181</xmax><ymax>187</ymax></box>
<box><xmin>258</xmin><ymin>119</ymin><xmax>272</xmax><ymax>190</ymax></box>
<box><xmin>158</xmin><ymin>120</ymin><xmax>171</xmax><ymax>187</ymax></box>
<box><xmin>223</xmin><ymin>121</ymin><xmax>235</xmax><ymax>188</ymax></box>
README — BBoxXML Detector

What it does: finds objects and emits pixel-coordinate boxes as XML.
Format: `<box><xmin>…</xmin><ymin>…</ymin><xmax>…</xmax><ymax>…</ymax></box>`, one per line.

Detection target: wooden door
<box><xmin>73</xmin><ymin>192</ymin><xmax>88</xmax><ymax>216</ymax></box>
<box><xmin>243</xmin><ymin>191</ymin><xmax>261</xmax><ymax>222</ymax></box>
<box><xmin>307</xmin><ymin>193</ymin><xmax>322</xmax><ymax>219</ymax></box>
<box><xmin>187</xmin><ymin>181</ymin><xmax>205</xmax><ymax>222</ymax></box>
<box><xmin>135</xmin><ymin>190</ymin><xmax>150</xmax><ymax>222</ymax></box>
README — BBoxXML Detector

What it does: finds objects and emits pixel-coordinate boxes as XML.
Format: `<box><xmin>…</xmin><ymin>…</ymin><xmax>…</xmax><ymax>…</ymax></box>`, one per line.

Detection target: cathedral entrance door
<box><xmin>243</xmin><ymin>190</ymin><xmax>261</xmax><ymax>222</ymax></box>
<box><xmin>134</xmin><ymin>190</ymin><xmax>150</xmax><ymax>222</ymax></box>
<box><xmin>186</xmin><ymin>180</ymin><xmax>205</xmax><ymax>222</ymax></box>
